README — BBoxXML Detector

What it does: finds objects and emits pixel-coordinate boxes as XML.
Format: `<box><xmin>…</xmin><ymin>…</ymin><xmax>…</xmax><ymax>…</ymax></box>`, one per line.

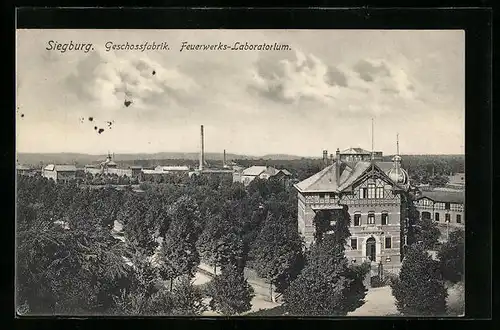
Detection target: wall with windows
<box><xmin>414</xmin><ymin>198</ymin><xmax>465</xmax><ymax>227</ymax></box>
<box><xmin>296</xmin><ymin>176</ymin><xmax>403</xmax><ymax>265</ymax></box>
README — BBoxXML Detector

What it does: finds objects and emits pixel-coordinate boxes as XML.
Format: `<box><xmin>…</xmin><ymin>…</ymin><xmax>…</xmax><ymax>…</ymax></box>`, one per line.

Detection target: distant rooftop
<box><xmin>43</xmin><ymin>164</ymin><xmax>77</xmax><ymax>172</ymax></box>
<box><xmin>242</xmin><ymin>166</ymin><xmax>279</xmax><ymax>177</ymax></box>
<box><xmin>339</xmin><ymin>147</ymin><xmax>382</xmax><ymax>156</ymax></box>
<box><xmin>417</xmin><ymin>190</ymin><xmax>464</xmax><ymax>204</ymax></box>
<box><xmin>16</xmin><ymin>164</ymin><xmax>31</xmax><ymax>170</ymax></box>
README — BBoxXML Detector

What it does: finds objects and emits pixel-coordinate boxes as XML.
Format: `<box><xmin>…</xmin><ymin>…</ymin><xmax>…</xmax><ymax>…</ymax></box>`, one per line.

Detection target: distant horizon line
<box><xmin>16</xmin><ymin>150</ymin><xmax>466</xmax><ymax>158</ymax></box>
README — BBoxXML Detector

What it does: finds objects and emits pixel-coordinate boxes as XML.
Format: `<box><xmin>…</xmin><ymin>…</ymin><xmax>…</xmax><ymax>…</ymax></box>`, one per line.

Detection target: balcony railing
<box><xmin>361</xmin><ymin>225</ymin><xmax>383</xmax><ymax>234</ymax></box>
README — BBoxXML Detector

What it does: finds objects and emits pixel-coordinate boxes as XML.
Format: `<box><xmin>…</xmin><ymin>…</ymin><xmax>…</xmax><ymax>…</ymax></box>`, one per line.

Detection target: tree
<box><xmin>196</xmin><ymin>214</ymin><xmax>244</xmax><ymax>274</ymax></box>
<box><xmin>120</xmin><ymin>195</ymin><xmax>158</xmax><ymax>256</ymax></box>
<box><xmin>283</xmin><ymin>235</ymin><xmax>368</xmax><ymax>316</ymax></box>
<box><xmin>391</xmin><ymin>245</ymin><xmax>448</xmax><ymax>316</ymax></box>
<box><xmin>429</xmin><ymin>175</ymin><xmax>449</xmax><ymax>187</ymax></box>
<box><xmin>207</xmin><ymin>264</ymin><xmax>254</xmax><ymax>315</ymax></box>
<box><xmin>414</xmin><ymin>217</ymin><xmax>441</xmax><ymax>250</ymax></box>
<box><xmin>437</xmin><ymin>228</ymin><xmax>464</xmax><ymax>283</ymax></box>
<box><xmin>158</xmin><ymin>199</ymin><xmax>200</xmax><ymax>291</ymax></box>
<box><xmin>171</xmin><ymin>276</ymin><xmax>206</xmax><ymax>316</ymax></box>
<box><xmin>250</xmin><ymin>213</ymin><xmax>304</xmax><ymax>298</ymax></box>
<box><xmin>312</xmin><ymin>205</ymin><xmax>351</xmax><ymax>246</ymax></box>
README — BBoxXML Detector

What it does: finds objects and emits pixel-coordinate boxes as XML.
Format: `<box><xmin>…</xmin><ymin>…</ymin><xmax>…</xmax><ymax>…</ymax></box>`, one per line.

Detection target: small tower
<box><xmin>388</xmin><ymin>133</ymin><xmax>409</xmax><ymax>187</ymax></box>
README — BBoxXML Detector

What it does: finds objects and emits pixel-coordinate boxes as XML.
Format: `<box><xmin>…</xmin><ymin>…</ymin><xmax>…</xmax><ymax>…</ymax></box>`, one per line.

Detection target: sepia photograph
<box><xmin>16</xmin><ymin>29</ymin><xmax>465</xmax><ymax>317</ymax></box>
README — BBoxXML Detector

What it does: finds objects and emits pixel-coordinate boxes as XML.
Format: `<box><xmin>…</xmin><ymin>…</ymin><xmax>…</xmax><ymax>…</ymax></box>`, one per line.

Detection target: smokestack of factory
<box><xmin>199</xmin><ymin>125</ymin><xmax>204</xmax><ymax>171</ymax></box>
<box><xmin>223</xmin><ymin>149</ymin><xmax>227</xmax><ymax>168</ymax></box>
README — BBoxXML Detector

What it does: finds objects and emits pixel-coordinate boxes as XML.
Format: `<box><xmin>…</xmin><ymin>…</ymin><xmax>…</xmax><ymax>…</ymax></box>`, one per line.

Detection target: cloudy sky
<box><xmin>16</xmin><ymin>29</ymin><xmax>464</xmax><ymax>157</ymax></box>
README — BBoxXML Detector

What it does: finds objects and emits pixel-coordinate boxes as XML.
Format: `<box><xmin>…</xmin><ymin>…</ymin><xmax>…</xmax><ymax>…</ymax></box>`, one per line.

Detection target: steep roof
<box><xmin>294</xmin><ymin>163</ymin><xmax>347</xmax><ymax>192</ymax></box>
<box><xmin>417</xmin><ymin>190</ymin><xmax>464</xmax><ymax>204</ymax></box>
<box><xmin>295</xmin><ymin>161</ymin><xmax>405</xmax><ymax>193</ymax></box>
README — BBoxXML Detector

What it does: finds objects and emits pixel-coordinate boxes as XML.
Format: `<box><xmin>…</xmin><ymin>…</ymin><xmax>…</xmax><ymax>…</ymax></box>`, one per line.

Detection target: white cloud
<box><xmin>248</xmin><ymin>49</ymin><xmax>421</xmax><ymax>117</ymax></box>
<box><xmin>64</xmin><ymin>48</ymin><xmax>200</xmax><ymax>113</ymax></box>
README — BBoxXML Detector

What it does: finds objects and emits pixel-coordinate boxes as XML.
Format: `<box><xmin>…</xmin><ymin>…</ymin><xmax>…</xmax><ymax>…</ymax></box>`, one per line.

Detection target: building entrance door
<box><xmin>366</xmin><ymin>237</ymin><xmax>376</xmax><ymax>262</ymax></box>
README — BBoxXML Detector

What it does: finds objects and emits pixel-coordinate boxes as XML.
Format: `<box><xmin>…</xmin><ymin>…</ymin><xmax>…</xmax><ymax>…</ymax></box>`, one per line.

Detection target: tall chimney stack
<box><xmin>322</xmin><ymin>150</ymin><xmax>328</xmax><ymax>167</ymax></box>
<box><xmin>199</xmin><ymin>125</ymin><xmax>204</xmax><ymax>171</ymax></box>
<box><xmin>335</xmin><ymin>148</ymin><xmax>341</xmax><ymax>183</ymax></box>
<box><xmin>223</xmin><ymin>149</ymin><xmax>226</xmax><ymax>168</ymax></box>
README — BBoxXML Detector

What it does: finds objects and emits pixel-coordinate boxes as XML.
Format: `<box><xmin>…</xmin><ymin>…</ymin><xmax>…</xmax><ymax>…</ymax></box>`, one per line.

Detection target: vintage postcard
<box><xmin>16</xmin><ymin>29</ymin><xmax>465</xmax><ymax>317</ymax></box>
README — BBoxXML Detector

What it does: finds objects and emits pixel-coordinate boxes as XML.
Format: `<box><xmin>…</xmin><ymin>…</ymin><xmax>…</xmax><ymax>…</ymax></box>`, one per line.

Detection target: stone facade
<box><xmin>297</xmin><ymin>176</ymin><xmax>405</xmax><ymax>266</ymax></box>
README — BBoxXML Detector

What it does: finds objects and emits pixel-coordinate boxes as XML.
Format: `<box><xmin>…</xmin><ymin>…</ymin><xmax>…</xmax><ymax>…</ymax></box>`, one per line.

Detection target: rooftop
<box><xmin>417</xmin><ymin>190</ymin><xmax>464</xmax><ymax>204</ymax></box>
<box><xmin>16</xmin><ymin>164</ymin><xmax>31</xmax><ymax>170</ymax></box>
<box><xmin>278</xmin><ymin>169</ymin><xmax>292</xmax><ymax>176</ymax></box>
<box><xmin>295</xmin><ymin>161</ymin><xmax>406</xmax><ymax>193</ymax></box>
<box><xmin>242</xmin><ymin>166</ymin><xmax>279</xmax><ymax>177</ymax></box>
<box><xmin>43</xmin><ymin>164</ymin><xmax>77</xmax><ymax>172</ymax></box>
<box><xmin>340</xmin><ymin>147</ymin><xmax>372</xmax><ymax>155</ymax></box>
<box><xmin>155</xmin><ymin>165</ymin><xmax>190</xmax><ymax>171</ymax></box>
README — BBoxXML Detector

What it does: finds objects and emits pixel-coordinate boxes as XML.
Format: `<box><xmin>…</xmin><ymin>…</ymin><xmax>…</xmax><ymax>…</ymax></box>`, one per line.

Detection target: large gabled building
<box><xmin>295</xmin><ymin>148</ymin><xmax>411</xmax><ymax>267</ymax></box>
<box><xmin>42</xmin><ymin>164</ymin><xmax>77</xmax><ymax>182</ymax></box>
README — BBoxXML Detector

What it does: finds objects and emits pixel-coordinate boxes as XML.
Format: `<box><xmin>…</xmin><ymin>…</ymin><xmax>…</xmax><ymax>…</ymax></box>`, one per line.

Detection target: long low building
<box><xmin>413</xmin><ymin>189</ymin><xmax>465</xmax><ymax>241</ymax></box>
<box><xmin>233</xmin><ymin>165</ymin><xmax>292</xmax><ymax>186</ymax></box>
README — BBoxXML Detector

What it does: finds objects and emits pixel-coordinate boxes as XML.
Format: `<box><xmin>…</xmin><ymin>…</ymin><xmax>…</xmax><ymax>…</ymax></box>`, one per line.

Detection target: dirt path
<box><xmin>348</xmin><ymin>286</ymin><xmax>397</xmax><ymax>316</ymax></box>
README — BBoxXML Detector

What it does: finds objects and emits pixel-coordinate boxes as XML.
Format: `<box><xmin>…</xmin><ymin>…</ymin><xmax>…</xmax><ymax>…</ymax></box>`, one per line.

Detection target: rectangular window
<box><xmin>367</xmin><ymin>184</ymin><xmax>376</xmax><ymax>199</ymax></box>
<box><xmin>351</xmin><ymin>238</ymin><xmax>358</xmax><ymax>250</ymax></box>
<box><xmin>456</xmin><ymin>214</ymin><xmax>462</xmax><ymax>223</ymax></box>
<box><xmin>385</xmin><ymin>237</ymin><xmax>392</xmax><ymax>249</ymax></box>
<box><xmin>359</xmin><ymin>188</ymin><xmax>367</xmax><ymax>199</ymax></box>
<box><xmin>445</xmin><ymin>203</ymin><xmax>450</xmax><ymax>210</ymax></box>
<box><xmin>368</xmin><ymin>213</ymin><xmax>375</xmax><ymax>225</ymax></box>
<box><xmin>354</xmin><ymin>214</ymin><xmax>361</xmax><ymax>226</ymax></box>
<box><xmin>445</xmin><ymin>213</ymin><xmax>450</xmax><ymax>222</ymax></box>
<box><xmin>381</xmin><ymin>213</ymin><xmax>388</xmax><ymax>225</ymax></box>
<box><xmin>376</xmin><ymin>187</ymin><xmax>384</xmax><ymax>199</ymax></box>
<box><xmin>435</xmin><ymin>213</ymin><xmax>440</xmax><ymax>222</ymax></box>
